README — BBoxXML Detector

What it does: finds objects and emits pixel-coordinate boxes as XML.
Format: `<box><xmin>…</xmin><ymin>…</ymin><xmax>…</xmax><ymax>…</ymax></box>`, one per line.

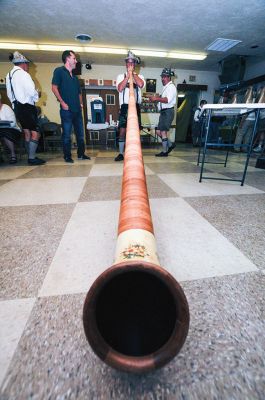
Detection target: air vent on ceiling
<box><xmin>206</xmin><ymin>38</ymin><xmax>242</xmax><ymax>52</ymax></box>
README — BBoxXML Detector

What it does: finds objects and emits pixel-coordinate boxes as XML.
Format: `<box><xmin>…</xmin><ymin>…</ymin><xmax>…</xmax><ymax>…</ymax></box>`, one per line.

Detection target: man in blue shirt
<box><xmin>52</xmin><ymin>50</ymin><xmax>90</xmax><ymax>163</ymax></box>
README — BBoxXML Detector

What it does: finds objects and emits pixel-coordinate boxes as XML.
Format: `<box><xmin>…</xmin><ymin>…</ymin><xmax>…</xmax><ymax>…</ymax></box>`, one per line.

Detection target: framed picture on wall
<box><xmin>146</xmin><ymin>79</ymin><xmax>156</xmax><ymax>93</ymax></box>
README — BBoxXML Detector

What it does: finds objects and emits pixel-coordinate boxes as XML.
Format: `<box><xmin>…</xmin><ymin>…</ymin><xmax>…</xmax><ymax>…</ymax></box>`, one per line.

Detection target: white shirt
<box><xmin>6</xmin><ymin>66</ymin><xmax>39</xmax><ymax>106</ymax></box>
<box><xmin>116</xmin><ymin>73</ymin><xmax>145</xmax><ymax>106</ymax></box>
<box><xmin>194</xmin><ymin>107</ymin><xmax>203</xmax><ymax>122</ymax></box>
<box><xmin>0</xmin><ymin>103</ymin><xmax>20</xmax><ymax>129</ymax></box>
<box><xmin>159</xmin><ymin>81</ymin><xmax>177</xmax><ymax>110</ymax></box>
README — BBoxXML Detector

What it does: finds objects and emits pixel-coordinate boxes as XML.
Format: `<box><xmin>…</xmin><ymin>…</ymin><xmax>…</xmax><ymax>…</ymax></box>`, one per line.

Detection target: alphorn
<box><xmin>83</xmin><ymin>71</ymin><xmax>190</xmax><ymax>373</ymax></box>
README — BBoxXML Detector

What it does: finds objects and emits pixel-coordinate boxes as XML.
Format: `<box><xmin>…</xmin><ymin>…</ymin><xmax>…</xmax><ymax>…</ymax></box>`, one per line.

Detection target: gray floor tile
<box><xmin>0</xmin><ymin>204</ymin><xmax>75</xmax><ymax>299</ymax></box>
<box><xmin>185</xmin><ymin>193</ymin><xmax>265</xmax><ymax>269</ymax></box>
<box><xmin>19</xmin><ymin>165</ymin><xmax>92</xmax><ymax>178</ymax></box>
<box><xmin>2</xmin><ymin>272</ymin><xmax>264</xmax><ymax>399</ymax></box>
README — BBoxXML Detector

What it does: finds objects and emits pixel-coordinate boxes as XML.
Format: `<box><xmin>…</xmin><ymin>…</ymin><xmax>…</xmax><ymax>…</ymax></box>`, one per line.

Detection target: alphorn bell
<box><xmin>83</xmin><ymin>71</ymin><xmax>190</xmax><ymax>374</ymax></box>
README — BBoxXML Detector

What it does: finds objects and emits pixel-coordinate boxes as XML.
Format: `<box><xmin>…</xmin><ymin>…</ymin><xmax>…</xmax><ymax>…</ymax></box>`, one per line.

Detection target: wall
<box><xmin>0</xmin><ymin>62</ymin><xmax>220</xmax><ymax>124</ymax></box>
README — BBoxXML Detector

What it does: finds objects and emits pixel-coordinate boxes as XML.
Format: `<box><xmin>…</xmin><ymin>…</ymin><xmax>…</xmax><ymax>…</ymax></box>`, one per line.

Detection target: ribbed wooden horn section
<box><xmin>118</xmin><ymin>76</ymin><xmax>154</xmax><ymax>234</ymax></box>
<box><xmin>83</xmin><ymin>71</ymin><xmax>189</xmax><ymax>374</ymax></box>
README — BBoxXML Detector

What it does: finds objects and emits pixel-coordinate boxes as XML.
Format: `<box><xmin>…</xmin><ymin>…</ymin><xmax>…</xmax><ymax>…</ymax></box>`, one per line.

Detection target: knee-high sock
<box><xmin>162</xmin><ymin>138</ymin><xmax>168</xmax><ymax>153</ymax></box>
<box><xmin>119</xmin><ymin>139</ymin><xmax>125</xmax><ymax>155</ymax></box>
<box><xmin>167</xmin><ymin>138</ymin><xmax>172</xmax><ymax>148</ymax></box>
<box><xmin>29</xmin><ymin>139</ymin><xmax>38</xmax><ymax>160</ymax></box>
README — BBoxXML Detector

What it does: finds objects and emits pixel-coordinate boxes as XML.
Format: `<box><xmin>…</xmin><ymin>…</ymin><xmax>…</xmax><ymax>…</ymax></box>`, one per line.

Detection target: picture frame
<box><xmin>146</xmin><ymin>79</ymin><xmax>156</xmax><ymax>93</ymax></box>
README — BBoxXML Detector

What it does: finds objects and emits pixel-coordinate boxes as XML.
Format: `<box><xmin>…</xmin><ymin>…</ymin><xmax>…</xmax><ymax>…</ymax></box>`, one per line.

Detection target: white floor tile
<box><xmin>0</xmin><ymin>177</ymin><xmax>87</xmax><ymax>206</ymax></box>
<box><xmin>0</xmin><ymin>166</ymin><xmax>36</xmax><ymax>180</ymax></box>
<box><xmin>150</xmin><ymin>198</ymin><xmax>258</xmax><ymax>281</ymax></box>
<box><xmin>39</xmin><ymin>195</ymin><xmax>258</xmax><ymax>297</ymax></box>
<box><xmin>143</xmin><ymin>156</ymin><xmax>189</xmax><ymax>164</ymax></box>
<box><xmin>0</xmin><ymin>298</ymin><xmax>35</xmax><ymax>387</ymax></box>
<box><xmin>159</xmin><ymin>173</ymin><xmax>264</xmax><ymax>197</ymax></box>
<box><xmin>39</xmin><ymin>201</ymin><xmax>120</xmax><ymax>297</ymax></box>
<box><xmin>97</xmin><ymin>151</ymin><xmax>117</xmax><ymax>157</ymax></box>
<box><xmin>90</xmin><ymin>164</ymin><xmax>154</xmax><ymax>176</ymax></box>
<box><xmin>197</xmin><ymin>160</ymin><xmax>259</xmax><ymax>173</ymax></box>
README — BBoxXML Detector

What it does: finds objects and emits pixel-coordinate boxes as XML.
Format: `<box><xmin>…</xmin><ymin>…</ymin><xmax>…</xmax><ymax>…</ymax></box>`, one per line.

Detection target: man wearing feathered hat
<box><xmin>147</xmin><ymin>68</ymin><xmax>177</xmax><ymax>157</ymax></box>
<box><xmin>6</xmin><ymin>51</ymin><xmax>46</xmax><ymax>165</ymax></box>
<box><xmin>114</xmin><ymin>51</ymin><xmax>145</xmax><ymax>161</ymax></box>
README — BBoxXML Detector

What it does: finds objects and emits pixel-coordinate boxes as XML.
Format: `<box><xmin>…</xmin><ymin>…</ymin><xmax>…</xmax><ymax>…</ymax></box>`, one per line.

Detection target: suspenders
<box><xmin>8</xmin><ymin>69</ymin><xmax>19</xmax><ymax>103</ymax></box>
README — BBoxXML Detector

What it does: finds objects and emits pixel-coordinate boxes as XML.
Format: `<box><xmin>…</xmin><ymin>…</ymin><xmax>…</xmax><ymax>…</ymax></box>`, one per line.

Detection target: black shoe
<box><xmin>155</xmin><ymin>151</ymin><xmax>168</xmax><ymax>157</ymax></box>
<box><xmin>9</xmin><ymin>157</ymin><xmax>17</xmax><ymax>164</ymax></box>
<box><xmin>115</xmin><ymin>154</ymin><xmax>124</xmax><ymax>161</ymax></box>
<box><xmin>167</xmin><ymin>143</ymin><xmax>176</xmax><ymax>154</ymax></box>
<box><xmin>35</xmin><ymin>157</ymin><xmax>46</xmax><ymax>164</ymax></box>
<box><xmin>28</xmin><ymin>158</ymin><xmax>46</xmax><ymax>165</ymax></box>
<box><xmin>65</xmin><ymin>158</ymin><xmax>74</xmax><ymax>163</ymax></box>
<box><xmin>78</xmin><ymin>154</ymin><xmax>91</xmax><ymax>160</ymax></box>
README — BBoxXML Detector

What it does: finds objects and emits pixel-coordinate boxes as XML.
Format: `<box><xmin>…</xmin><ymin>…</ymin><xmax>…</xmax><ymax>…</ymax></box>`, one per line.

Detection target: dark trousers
<box><xmin>60</xmin><ymin>109</ymin><xmax>85</xmax><ymax>159</ymax></box>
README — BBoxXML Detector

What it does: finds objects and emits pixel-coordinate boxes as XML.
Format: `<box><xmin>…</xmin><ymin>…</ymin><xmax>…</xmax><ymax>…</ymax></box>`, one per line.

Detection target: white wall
<box><xmin>0</xmin><ymin>62</ymin><xmax>220</xmax><ymax>123</ymax></box>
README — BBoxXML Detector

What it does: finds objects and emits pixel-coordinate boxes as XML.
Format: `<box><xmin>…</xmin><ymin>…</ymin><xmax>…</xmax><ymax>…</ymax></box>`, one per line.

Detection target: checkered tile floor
<box><xmin>0</xmin><ymin>145</ymin><xmax>264</xmax><ymax>399</ymax></box>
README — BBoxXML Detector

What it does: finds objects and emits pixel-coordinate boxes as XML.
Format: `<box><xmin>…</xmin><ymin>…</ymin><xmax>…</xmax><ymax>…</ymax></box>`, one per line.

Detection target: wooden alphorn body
<box><xmin>83</xmin><ymin>71</ymin><xmax>189</xmax><ymax>373</ymax></box>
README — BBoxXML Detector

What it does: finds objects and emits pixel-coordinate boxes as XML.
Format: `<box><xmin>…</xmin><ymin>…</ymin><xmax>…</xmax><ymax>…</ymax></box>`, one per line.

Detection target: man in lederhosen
<box><xmin>115</xmin><ymin>51</ymin><xmax>145</xmax><ymax>161</ymax></box>
<box><xmin>148</xmin><ymin>68</ymin><xmax>177</xmax><ymax>157</ymax></box>
<box><xmin>6</xmin><ymin>51</ymin><xmax>46</xmax><ymax>165</ymax></box>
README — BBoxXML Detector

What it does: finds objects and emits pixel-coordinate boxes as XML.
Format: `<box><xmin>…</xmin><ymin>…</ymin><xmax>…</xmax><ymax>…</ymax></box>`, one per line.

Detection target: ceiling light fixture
<box><xmin>75</xmin><ymin>34</ymin><xmax>93</xmax><ymax>43</ymax></box>
<box><xmin>0</xmin><ymin>42</ymin><xmax>207</xmax><ymax>61</ymax></box>
<box><xmin>205</xmin><ymin>38</ymin><xmax>242</xmax><ymax>52</ymax></box>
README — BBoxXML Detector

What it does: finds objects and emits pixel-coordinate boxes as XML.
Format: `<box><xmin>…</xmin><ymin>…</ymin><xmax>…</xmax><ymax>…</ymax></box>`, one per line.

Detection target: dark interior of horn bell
<box><xmin>95</xmin><ymin>270</ymin><xmax>177</xmax><ymax>356</ymax></box>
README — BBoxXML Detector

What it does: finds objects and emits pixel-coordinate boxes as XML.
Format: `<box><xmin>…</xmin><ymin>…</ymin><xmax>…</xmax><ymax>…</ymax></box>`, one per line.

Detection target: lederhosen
<box><xmin>9</xmin><ymin>70</ymin><xmax>38</xmax><ymax>131</ymax></box>
<box><xmin>157</xmin><ymin>82</ymin><xmax>175</xmax><ymax>131</ymax></box>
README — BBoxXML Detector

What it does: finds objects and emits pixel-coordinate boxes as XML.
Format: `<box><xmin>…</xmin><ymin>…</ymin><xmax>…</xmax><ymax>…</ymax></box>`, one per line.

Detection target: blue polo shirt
<box><xmin>52</xmin><ymin>66</ymin><xmax>81</xmax><ymax>112</ymax></box>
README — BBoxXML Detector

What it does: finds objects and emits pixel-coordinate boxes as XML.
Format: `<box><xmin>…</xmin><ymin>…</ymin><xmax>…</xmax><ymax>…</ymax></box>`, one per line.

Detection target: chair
<box><xmin>41</xmin><ymin>122</ymin><xmax>62</xmax><ymax>152</ymax></box>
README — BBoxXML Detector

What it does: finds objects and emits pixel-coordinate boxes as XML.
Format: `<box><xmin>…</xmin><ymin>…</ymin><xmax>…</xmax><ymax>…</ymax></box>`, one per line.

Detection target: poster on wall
<box><xmin>146</xmin><ymin>79</ymin><xmax>156</xmax><ymax>93</ymax></box>
<box><xmin>86</xmin><ymin>94</ymin><xmax>100</xmax><ymax>120</ymax></box>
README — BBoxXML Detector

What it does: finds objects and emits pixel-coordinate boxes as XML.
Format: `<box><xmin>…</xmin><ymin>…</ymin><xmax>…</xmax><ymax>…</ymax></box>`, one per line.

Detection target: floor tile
<box><xmin>185</xmin><ymin>193</ymin><xmax>265</xmax><ymax>270</ymax></box>
<box><xmin>221</xmin><ymin>170</ymin><xmax>265</xmax><ymax>191</ymax></box>
<box><xmin>203</xmin><ymin>160</ymin><xmax>259</xmax><ymax>173</ymax></box>
<box><xmin>0</xmin><ymin>180</ymin><xmax>10</xmax><ymax>187</ymax></box>
<box><xmin>39</xmin><ymin>197</ymin><xmax>257</xmax><ymax>297</ymax></box>
<box><xmin>79</xmin><ymin>176</ymin><xmax>122</xmax><ymax>201</ymax></box>
<box><xmin>151</xmin><ymin>198</ymin><xmax>257</xmax><ymax>281</ymax></box>
<box><xmin>94</xmin><ymin>157</ymin><xmax>118</xmax><ymax>164</ymax></box>
<box><xmin>146</xmin><ymin>175</ymin><xmax>178</xmax><ymax>198</ymax></box>
<box><xmin>19</xmin><ymin>164</ymin><xmax>92</xmax><ymax>179</ymax></box>
<box><xmin>97</xmin><ymin>151</ymin><xmax>117</xmax><ymax>157</ymax></box>
<box><xmin>0</xmin><ymin>177</ymin><xmax>87</xmax><ymax>206</ymax></box>
<box><xmin>89</xmin><ymin>163</ymin><xmax>154</xmax><ymax>176</ymax></box>
<box><xmin>143</xmin><ymin>155</ymin><xmax>188</xmax><ymax>163</ymax></box>
<box><xmin>0</xmin><ymin>204</ymin><xmax>75</xmax><ymax>299</ymax></box>
<box><xmin>159</xmin><ymin>172</ymin><xmax>264</xmax><ymax>197</ymax></box>
<box><xmin>147</xmin><ymin>161</ymin><xmax>203</xmax><ymax>174</ymax></box>
<box><xmin>0</xmin><ymin>166</ymin><xmax>36</xmax><ymax>180</ymax></box>
<box><xmin>2</xmin><ymin>273</ymin><xmax>264</xmax><ymax>399</ymax></box>
<box><xmin>39</xmin><ymin>201</ymin><xmax>119</xmax><ymax>297</ymax></box>
<box><xmin>0</xmin><ymin>297</ymin><xmax>35</xmax><ymax>387</ymax></box>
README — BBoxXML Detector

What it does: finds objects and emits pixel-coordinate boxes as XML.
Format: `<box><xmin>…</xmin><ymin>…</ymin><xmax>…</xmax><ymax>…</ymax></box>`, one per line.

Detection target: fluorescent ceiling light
<box><xmin>167</xmin><ymin>52</ymin><xmax>206</xmax><ymax>60</ymax></box>
<box><xmin>206</xmin><ymin>38</ymin><xmax>242</xmax><ymax>52</ymax></box>
<box><xmin>0</xmin><ymin>42</ymin><xmax>206</xmax><ymax>61</ymax></box>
